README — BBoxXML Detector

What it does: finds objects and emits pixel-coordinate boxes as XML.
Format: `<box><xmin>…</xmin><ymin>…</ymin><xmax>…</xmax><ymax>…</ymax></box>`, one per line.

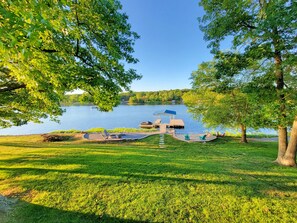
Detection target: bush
<box><xmin>42</xmin><ymin>134</ymin><xmax>72</xmax><ymax>142</ymax></box>
<box><xmin>50</xmin><ymin>129</ymin><xmax>81</xmax><ymax>133</ymax></box>
<box><xmin>85</xmin><ymin>128</ymin><xmax>105</xmax><ymax>133</ymax></box>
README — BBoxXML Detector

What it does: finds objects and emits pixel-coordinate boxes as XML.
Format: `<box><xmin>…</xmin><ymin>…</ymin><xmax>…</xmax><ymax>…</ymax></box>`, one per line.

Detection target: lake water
<box><xmin>0</xmin><ymin>105</ymin><xmax>274</xmax><ymax>135</ymax></box>
<box><xmin>0</xmin><ymin>105</ymin><xmax>209</xmax><ymax>135</ymax></box>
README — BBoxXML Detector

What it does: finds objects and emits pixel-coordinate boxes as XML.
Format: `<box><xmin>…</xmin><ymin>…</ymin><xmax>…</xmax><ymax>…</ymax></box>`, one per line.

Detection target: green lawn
<box><xmin>0</xmin><ymin>134</ymin><xmax>296</xmax><ymax>223</ymax></box>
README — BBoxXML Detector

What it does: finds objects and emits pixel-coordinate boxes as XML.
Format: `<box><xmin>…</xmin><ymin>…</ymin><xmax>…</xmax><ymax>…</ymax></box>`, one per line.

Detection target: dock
<box><xmin>168</xmin><ymin>119</ymin><xmax>184</xmax><ymax>128</ymax></box>
<box><xmin>151</xmin><ymin>119</ymin><xmax>184</xmax><ymax>129</ymax></box>
<box><xmin>140</xmin><ymin>109</ymin><xmax>184</xmax><ymax>129</ymax></box>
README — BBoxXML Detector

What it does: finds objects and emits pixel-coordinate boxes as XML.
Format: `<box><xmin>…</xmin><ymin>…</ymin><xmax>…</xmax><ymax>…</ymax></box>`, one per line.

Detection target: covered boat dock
<box><xmin>153</xmin><ymin>109</ymin><xmax>184</xmax><ymax>129</ymax></box>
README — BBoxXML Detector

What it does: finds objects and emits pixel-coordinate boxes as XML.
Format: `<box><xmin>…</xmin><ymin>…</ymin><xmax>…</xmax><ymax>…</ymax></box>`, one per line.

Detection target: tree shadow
<box><xmin>1</xmin><ymin>196</ymin><xmax>155</xmax><ymax>223</ymax></box>
<box><xmin>1</xmin><ymin>135</ymin><xmax>296</xmax><ymax>200</ymax></box>
<box><xmin>1</xmin><ymin>150</ymin><xmax>297</xmax><ymax>197</ymax></box>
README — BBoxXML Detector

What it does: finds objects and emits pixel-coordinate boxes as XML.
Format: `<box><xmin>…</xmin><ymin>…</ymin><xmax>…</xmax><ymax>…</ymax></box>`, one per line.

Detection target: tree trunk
<box><xmin>240</xmin><ymin>124</ymin><xmax>247</xmax><ymax>143</ymax></box>
<box><xmin>275</xmin><ymin>126</ymin><xmax>288</xmax><ymax>163</ymax></box>
<box><xmin>273</xmin><ymin>31</ymin><xmax>288</xmax><ymax>160</ymax></box>
<box><xmin>278</xmin><ymin>118</ymin><xmax>297</xmax><ymax>167</ymax></box>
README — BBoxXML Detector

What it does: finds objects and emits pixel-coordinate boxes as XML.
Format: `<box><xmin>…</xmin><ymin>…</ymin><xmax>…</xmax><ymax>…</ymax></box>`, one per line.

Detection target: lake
<box><xmin>0</xmin><ymin>104</ymin><xmax>274</xmax><ymax>135</ymax></box>
<box><xmin>0</xmin><ymin>105</ymin><xmax>205</xmax><ymax>135</ymax></box>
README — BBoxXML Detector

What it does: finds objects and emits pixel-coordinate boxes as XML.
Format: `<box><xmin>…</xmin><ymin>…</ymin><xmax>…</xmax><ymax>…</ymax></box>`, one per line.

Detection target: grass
<box><xmin>0</xmin><ymin>135</ymin><xmax>296</xmax><ymax>223</ymax></box>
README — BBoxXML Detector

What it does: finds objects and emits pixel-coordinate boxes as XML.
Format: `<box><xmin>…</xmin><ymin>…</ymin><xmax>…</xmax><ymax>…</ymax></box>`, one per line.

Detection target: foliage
<box><xmin>183</xmin><ymin>61</ymin><xmax>273</xmax><ymax>139</ymax></box>
<box><xmin>199</xmin><ymin>0</ymin><xmax>297</xmax><ymax>56</ymax></box>
<box><xmin>215</xmin><ymin>52</ymin><xmax>297</xmax><ymax>128</ymax></box>
<box><xmin>0</xmin><ymin>0</ymin><xmax>140</xmax><ymax>128</ymax></box>
<box><xmin>61</xmin><ymin>89</ymin><xmax>190</xmax><ymax>105</ymax></box>
<box><xmin>50</xmin><ymin>129</ymin><xmax>82</xmax><ymax>134</ymax></box>
<box><xmin>61</xmin><ymin>94</ymin><xmax>92</xmax><ymax>106</ymax></box>
<box><xmin>224</xmin><ymin>131</ymin><xmax>278</xmax><ymax>138</ymax></box>
<box><xmin>42</xmin><ymin>134</ymin><xmax>72</xmax><ymax>142</ymax></box>
<box><xmin>0</xmin><ymin>135</ymin><xmax>296</xmax><ymax>222</ymax></box>
<box><xmin>198</xmin><ymin>0</ymin><xmax>297</xmax><ymax>124</ymax></box>
<box><xmin>84</xmin><ymin>127</ymin><xmax>105</xmax><ymax>133</ymax></box>
<box><xmin>126</xmin><ymin>89</ymin><xmax>189</xmax><ymax>105</ymax></box>
<box><xmin>184</xmin><ymin>89</ymin><xmax>259</xmax><ymax>128</ymax></box>
<box><xmin>198</xmin><ymin>0</ymin><xmax>297</xmax><ymax>163</ymax></box>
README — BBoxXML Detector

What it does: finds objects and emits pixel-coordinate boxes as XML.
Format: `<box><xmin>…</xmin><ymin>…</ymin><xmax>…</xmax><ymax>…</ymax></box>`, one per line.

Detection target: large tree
<box><xmin>0</xmin><ymin>0</ymin><xmax>140</xmax><ymax>127</ymax></box>
<box><xmin>199</xmin><ymin>0</ymin><xmax>297</xmax><ymax>166</ymax></box>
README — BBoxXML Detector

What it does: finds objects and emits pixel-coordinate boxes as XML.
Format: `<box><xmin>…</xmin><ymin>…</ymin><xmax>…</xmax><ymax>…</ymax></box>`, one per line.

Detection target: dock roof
<box><xmin>153</xmin><ymin>109</ymin><xmax>176</xmax><ymax>116</ymax></box>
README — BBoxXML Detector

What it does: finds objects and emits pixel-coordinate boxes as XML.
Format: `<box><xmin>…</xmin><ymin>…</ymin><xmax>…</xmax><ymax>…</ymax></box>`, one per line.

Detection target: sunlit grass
<box><xmin>0</xmin><ymin>135</ymin><xmax>296</xmax><ymax>222</ymax></box>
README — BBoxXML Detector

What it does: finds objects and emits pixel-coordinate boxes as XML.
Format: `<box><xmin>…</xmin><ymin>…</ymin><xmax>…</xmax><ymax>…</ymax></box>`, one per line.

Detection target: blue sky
<box><xmin>120</xmin><ymin>0</ymin><xmax>214</xmax><ymax>92</ymax></box>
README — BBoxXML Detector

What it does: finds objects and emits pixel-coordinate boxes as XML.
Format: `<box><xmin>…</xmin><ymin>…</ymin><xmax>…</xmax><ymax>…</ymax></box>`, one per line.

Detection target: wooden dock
<box><xmin>168</xmin><ymin>119</ymin><xmax>184</xmax><ymax>128</ymax></box>
<box><xmin>153</xmin><ymin>119</ymin><xmax>184</xmax><ymax>129</ymax></box>
<box><xmin>140</xmin><ymin>118</ymin><xmax>184</xmax><ymax>129</ymax></box>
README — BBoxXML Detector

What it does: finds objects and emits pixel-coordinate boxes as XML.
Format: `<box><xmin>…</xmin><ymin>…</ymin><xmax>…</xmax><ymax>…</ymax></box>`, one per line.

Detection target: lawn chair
<box><xmin>103</xmin><ymin>129</ymin><xmax>121</xmax><ymax>139</ymax></box>
<box><xmin>103</xmin><ymin>129</ymin><xmax>110</xmax><ymax>139</ymax></box>
<box><xmin>184</xmin><ymin>134</ymin><xmax>190</xmax><ymax>140</ymax></box>
<box><xmin>216</xmin><ymin>132</ymin><xmax>225</xmax><ymax>137</ymax></box>
<box><xmin>199</xmin><ymin>134</ymin><xmax>207</xmax><ymax>140</ymax></box>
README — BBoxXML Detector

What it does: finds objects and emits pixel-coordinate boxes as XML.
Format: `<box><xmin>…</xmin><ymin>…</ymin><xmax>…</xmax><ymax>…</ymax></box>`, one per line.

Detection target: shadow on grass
<box><xmin>1</xmin><ymin>153</ymin><xmax>296</xmax><ymax>198</ymax></box>
<box><xmin>1</xmin><ymin>135</ymin><xmax>296</xmax><ymax>199</ymax></box>
<box><xmin>0</xmin><ymin>135</ymin><xmax>163</xmax><ymax>150</ymax></box>
<box><xmin>3</xmin><ymin>197</ymin><xmax>154</xmax><ymax>223</ymax></box>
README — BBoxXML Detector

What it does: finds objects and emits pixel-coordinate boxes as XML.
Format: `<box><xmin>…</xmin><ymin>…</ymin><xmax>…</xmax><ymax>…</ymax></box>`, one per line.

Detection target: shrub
<box><xmin>85</xmin><ymin>128</ymin><xmax>105</xmax><ymax>133</ymax></box>
<box><xmin>42</xmin><ymin>134</ymin><xmax>72</xmax><ymax>142</ymax></box>
<box><xmin>50</xmin><ymin>129</ymin><xmax>81</xmax><ymax>133</ymax></box>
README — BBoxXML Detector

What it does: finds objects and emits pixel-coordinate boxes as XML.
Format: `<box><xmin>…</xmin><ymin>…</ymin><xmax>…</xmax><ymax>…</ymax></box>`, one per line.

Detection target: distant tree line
<box><xmin>62</xmin><ymin>89</ymin><xmax>190</xmax><ymax>106</ymax></box>
<box><xmin>123</xmin><ymin>89</ymin><xmax>189</xmax><ymax>104</ymax></box>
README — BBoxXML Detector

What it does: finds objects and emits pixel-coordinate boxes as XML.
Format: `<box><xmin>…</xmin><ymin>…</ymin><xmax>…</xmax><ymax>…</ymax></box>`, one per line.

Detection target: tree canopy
<box><xmin>197</xmin><ymin>0</ymin><xmax>297</xmax><ymax>166</ymax></box>
<box><xmin>183</xmin><ymin>61</ymin><xmax>275</xmax><ymax>143</ymax></box>
<box><xmin>0</xmin><ymin>0</ymin><xmax>140</xmax><ymax>127</ymax></box>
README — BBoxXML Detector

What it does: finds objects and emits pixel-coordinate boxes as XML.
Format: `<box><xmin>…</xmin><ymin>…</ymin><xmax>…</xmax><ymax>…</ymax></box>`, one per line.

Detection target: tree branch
<box><xmin>0</xmin><ymin>83</ymin><xmax>26</xmax><ymax>93</ymax></box>
<box><xmin>239</xmin><ymin>21</ymin><xmax>257</xmax><ymax>29</ymax></box>
<box><xmin>74</xmin><ymin>53</ymin><xmax>94</xmax><ymax>68</ymax></box>
<box><xmin>74</xmin><ymin>2</ymin><xmax>80</xmax><ymax>56</ymax></box>
<box><xmin>41</xmin><ymin>49</ymin><xmax>59</xmax><ymax>53</ymax></box>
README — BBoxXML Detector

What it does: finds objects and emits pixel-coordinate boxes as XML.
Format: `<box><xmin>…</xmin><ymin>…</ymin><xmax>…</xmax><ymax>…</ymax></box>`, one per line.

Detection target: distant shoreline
<box><xmin>61</xmin><ymin>101</ymin><xmax>184</xmax><ymax>106</ymax></box>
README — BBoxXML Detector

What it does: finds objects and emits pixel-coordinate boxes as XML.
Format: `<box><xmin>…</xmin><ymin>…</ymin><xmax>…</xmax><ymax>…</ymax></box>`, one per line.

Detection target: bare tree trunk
<box><xmin>273</xmin><ymin>32</ymin><xmax>288</xmax><ymax>160</ymax></box>
<box><xmin>275</xmin><ymin>127</ymin><xmax>288</xmax><ymax>163</ymax></box>
<box><xmin>279</xmin><ymin>118</ymin><xmax>297</xmax><ymax>167</ymax></box>
<box><xmin>240</xmin><ymin>124</ymin><xmax>247</xmax><ymax>143</ymax></box>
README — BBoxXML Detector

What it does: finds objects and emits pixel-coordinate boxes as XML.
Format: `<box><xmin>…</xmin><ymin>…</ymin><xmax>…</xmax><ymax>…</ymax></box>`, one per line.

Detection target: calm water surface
<box><xmin>0</xmin><ymin>105</ymin><xmax>210</xmax><ymax>135</ymax></box>
<box><xmin>0</xmin><ymin>105</ymin><xmax>275</xmax><ymax>136</ymax></box>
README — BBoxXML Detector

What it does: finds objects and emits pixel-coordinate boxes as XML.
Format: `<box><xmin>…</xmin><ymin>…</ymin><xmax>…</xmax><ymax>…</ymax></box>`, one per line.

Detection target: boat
<box><xmin>139</xmin><ymin>118</ymin><xmax>162</xmax><ymax>129</ymax></box>
<box><xmin>139</xmin><ymin>121</ymin><xmax>154</xmax><ymax>129</ymax></box>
